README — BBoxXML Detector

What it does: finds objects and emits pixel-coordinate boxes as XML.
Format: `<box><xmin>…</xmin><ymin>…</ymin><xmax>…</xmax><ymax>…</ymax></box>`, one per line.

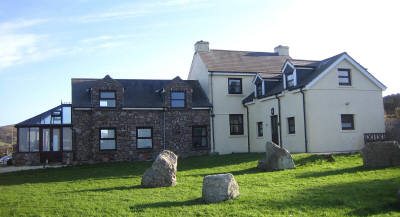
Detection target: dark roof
<box><xmin>198</xmin><ymin>49</ymin><xmax>290</xmax><ymax>77</ymax></box>
<box><xmin>72</xmin><ymin>78</ymin><xmax>211</xmax><ymax>108</ymax></box>
<box><xmin>243</xmin><ymin>52</ymin><xmax>348</xmax><ymax>103</ymax></box>
<box><xmin>16</xmin><ymin>104</ymin><xmax>72</xmax><ymax>127</ymax></box>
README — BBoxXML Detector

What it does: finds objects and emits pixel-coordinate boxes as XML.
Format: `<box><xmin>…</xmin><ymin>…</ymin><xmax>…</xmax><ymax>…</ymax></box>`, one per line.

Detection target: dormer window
<box><xmin>338</xmin><ymin>68</ymin><xmax>351</xmax><ymax>86</ymax></box>
<box><xmin>171</xmin><ymin>91</ymin><xmax>185</xmax><ymax>108</ymax></box>
<box><xmin>100</xmin><ymin>91</ymin><xmax>116</xmax><ymax>107</ymax></box>
<box><xmin>256</xmin><ymin>82</ymin><xmax>262</xmax><ymax>97</ymax></box>
<box><xmin>286</xmin><ymin>74</ymin><xmax>295</xmax><ymax>87</ymax></box>
<box><xmin>283</xmin><ymin>61</ymin><xmax>296</xmax><ymax>89</ymax></box>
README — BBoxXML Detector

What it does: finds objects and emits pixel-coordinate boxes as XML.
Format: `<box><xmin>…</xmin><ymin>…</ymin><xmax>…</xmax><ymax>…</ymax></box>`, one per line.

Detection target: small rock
<box><xmin>202</xmin><ymin>173</ymin><xmax>239</xmax><ymax>203</ymax></box>
<box><xmin>141</xmin><ymin>150</ymin><xmax>178</xmax><ymax>188</ymax></box>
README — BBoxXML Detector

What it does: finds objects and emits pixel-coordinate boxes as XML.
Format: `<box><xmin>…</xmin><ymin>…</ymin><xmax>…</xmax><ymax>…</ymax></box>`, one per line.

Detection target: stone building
<box><xmin>14</xmin><ymin>75</ymin><xmax>211</xmax><ymax>165</ymax></box>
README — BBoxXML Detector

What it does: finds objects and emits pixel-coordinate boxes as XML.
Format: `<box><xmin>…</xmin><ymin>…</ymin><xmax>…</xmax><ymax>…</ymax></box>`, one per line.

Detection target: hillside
<box><xmin>0</xmin><ymin>125</ymin><xmax>16</xmax><ymax>146</ymax></box>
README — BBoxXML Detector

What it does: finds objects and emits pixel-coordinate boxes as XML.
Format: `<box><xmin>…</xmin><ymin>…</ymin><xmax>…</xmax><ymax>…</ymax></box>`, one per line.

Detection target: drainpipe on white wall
<box><xmin>244</xmin><ymin>104</ymin><xmax>250</xmax><ymax>153</ymax></box>
<box><xmin>300</xmin><ymin>88</ymin><xmax>308</xmax><ymax>153</ymax></box>
<box><xmin>275</xmin><ymin>94</ymin><xmax>283</xmax><ymax>148</ymax></box>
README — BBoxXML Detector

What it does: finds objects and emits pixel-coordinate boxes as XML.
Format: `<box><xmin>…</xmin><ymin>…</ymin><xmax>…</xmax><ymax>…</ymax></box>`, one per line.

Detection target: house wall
<box><xmin>188</xmin><ymin>53</ymin><xmax>210</xmax><ymax>99</ymax></box>
<box><xmin>247</xmin><ymin>91</ymin><xmax>306</xmax><ymax>153</ymax></box>
<box><xmin>211</xmin><ymin>74</ymin><xmax>254</xmax><ymax>154</ymax></box>
<box><xmin>305</xmin><ymin>59</ymin><xmax>385</xmax><ymax>152</ymax></box>
<box><xmin>72</xmin><ymin>76</ymin><xmax>210</xmax><ymax>164</ymax></box>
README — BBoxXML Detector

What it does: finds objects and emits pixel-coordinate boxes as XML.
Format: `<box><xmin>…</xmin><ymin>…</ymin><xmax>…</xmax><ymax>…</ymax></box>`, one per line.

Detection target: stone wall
<box><xmin>72</xmin><ymin>76</ymin><xmax>210</xmax><ymax>164</ymax></box>
<box><xmin>361</xmin><ymin>140</ymin><xmax>400</xmax><ymax>168</ymax></box>
<box><xmin>13</xmin><ymin>152</ymin><xmax>41</xmax><ymax>165</ymax></box>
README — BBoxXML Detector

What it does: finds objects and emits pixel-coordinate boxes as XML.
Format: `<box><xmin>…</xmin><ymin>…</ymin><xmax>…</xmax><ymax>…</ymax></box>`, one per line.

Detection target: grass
<box><xmin>0</xmin><ymin>153</ymin><xmax>399</xmax><ymax>217</ymax></box>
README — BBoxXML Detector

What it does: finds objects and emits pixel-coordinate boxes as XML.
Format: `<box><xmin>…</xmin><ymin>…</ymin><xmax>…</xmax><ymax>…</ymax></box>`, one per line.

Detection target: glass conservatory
<box><xmin>15</xmin><ymin>103</ymin><xmax>72</xmax><ymax>163</ymax></box>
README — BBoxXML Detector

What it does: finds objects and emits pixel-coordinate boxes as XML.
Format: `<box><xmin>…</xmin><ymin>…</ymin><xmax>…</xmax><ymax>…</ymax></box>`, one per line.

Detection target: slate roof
<box><xmin>198</xmin><ymin>49</ymin><xmax>290</xmax><ymax>77</ymax></box>
<box><xmin>72</xmin><ymin>78</ymin><xmax>211</xmax><ymax>108</ymax></box>
<box><xmin>242</xmin><ymin>52</ymin><xmax>348</xmax><ymax>103</ymax></box>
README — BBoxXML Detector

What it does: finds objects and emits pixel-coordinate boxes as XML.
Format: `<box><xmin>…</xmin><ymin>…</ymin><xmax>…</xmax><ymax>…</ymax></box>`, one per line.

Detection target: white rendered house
<box><xmin>188</xmin><ymin>41</ymin><xmax>386</xmax><ymax>154</ymax></box>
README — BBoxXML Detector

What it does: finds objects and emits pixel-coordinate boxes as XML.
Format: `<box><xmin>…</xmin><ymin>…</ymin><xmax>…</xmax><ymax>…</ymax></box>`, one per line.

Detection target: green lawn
<box><xmin>0</xmin><ymin>153</ymin><xmax>399</xmax><ymax>217</ymax></box>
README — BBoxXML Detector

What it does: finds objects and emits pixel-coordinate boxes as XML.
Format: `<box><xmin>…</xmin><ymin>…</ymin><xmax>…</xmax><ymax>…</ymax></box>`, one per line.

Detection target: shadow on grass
<box><xmin>0</xmin><ymin>161</ymin><xmax>151</xmax><ymax>186</ymax></box>
<box><xmin>129</xmin><ymin>198</ymin><xmax>204</xmax><ymax>213</ymax></box>
<box><xmin>0</xmin><ymin>153</ymin><xmax>262</xmax><ymax>186</ymax></box>
<box><xmin>178</xmin><ymin>153</ymin><xmax>262</xmax><ymax>172</ymax></box>
<box><xmin>67</xmin><ymin>184</ymin><xmax>143</xmax><ymax>193</ymax></box>
<box><xmin>256</xmin><ymin>178</ymin><xmax>400</xmax><ymax>216</ymax></box>
<box><xmin>187</xmin><ymin>166</ymin><xmax>262</xmax><ymax>178</ymax></box>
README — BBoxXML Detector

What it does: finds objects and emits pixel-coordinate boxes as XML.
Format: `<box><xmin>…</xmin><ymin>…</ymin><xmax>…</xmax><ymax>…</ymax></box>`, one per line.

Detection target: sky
<box><xmin>1</xmin><ymin>0</ymin><xmax>399</xmax><ymax>126</ymax></box>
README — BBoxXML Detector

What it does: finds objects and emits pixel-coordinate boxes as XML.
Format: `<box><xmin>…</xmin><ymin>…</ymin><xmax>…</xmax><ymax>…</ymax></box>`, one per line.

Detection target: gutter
<box><xmin>275</xmin><ymin>94</ymin><xmax>283</xmax><ymax>148</ymax></box>
<box><xmin>300</xmin><ymin>88</ymin><xmax>308</xmax><ymax>153</ymax></box>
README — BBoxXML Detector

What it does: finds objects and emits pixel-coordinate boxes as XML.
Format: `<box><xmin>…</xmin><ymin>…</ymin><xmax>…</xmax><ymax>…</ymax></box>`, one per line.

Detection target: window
<box><xmin>341</xmin><ymin>114</ymin><xmax>354</xmax><ymax>130</ymax></box>
<box><xmin>18</xmin><ymin>128</ymin><xmax>29</xmax><ymax>152</ymax></box>
<box><xmin>137</xmin><ymin>128</ymin><xmax>153</xmax><ymax>149</ymax></box>
<box><xmin>192</xmin><ymin>126</ymin><xmax>208</xmax><ymax>148</ymax></box>
<box><xmin>18</xmin><ymin>127</ymin><xmax>39</xmax><ymax>152</ymax></box>
<box><xmin>53</xmin><ymin>128</ymin><xmax>60</xmax><ymax>151</ymax></box>
<box><xmin>257</xmin><ymin>122</ymin><xmax>263</xmax><ymax>137</ymax></box>
<box><xmin>171</xmin><ymin>91</ymin><xmax>185</xmax><ymax>108</ymax></box>
<box><xmin>42</xmin><ymin>128</ymin><xmax>50</xmax><ymax>151</ymax></box>
<box><xmin>338</xmin><ymin>68</ymin><xmax>351</xmax><ymax>86</ymax></box>
<box><xmin>63</xmin><ymin>127</ymin><xmax>72</xmax><ymax>151</ymax></box>
<box><xmin>100</xmin><ymin>128</ymin><xmax>116</xmax><ymax>150</ymax></box>
<box><xmin>288</xmin><ymin>117</ymin><xmax>295</xmax><ymax>134</ymax></box>
<box><xmin>228</xmin><ymin>78</ymin><xmax>242</xmax><ymax>94</ymax></box>
<box><xmin>229</xmin><ymin>114</ymin><xmax>244</xmax><ymax>135</ymax></box>
<box><xmin>256</xmin><ymin>82</ymin><xmax>262</xmax><ymax>97</ymax></box>
<box><xmin>99</xmin><ymin>91</ymin><xmax>116</xmax><ymax>107</ymax></box>
<box><xmin>286</xmin><ymin>74</ymin><xmax>295</xmax><ymax>87</ymax></box>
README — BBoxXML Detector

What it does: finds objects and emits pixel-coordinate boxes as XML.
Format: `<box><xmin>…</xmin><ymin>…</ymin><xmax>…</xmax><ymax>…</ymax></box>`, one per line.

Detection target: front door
<box><xmin>270</xmin><ymin>115</ymin><xmax>279</xmax><ymax>145</ymax></box>
<box><xmin>40</xmin><ymin>128</ymin><xmax>62</xmax><ymax>163</ymax></box>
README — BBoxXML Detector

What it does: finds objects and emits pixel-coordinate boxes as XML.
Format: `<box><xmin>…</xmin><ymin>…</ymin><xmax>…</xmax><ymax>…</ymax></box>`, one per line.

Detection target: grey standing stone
<box><xmin>141</xmin><ymin>150</ymin><xmax>178</xmax><ymax>188</ymax></box>
<box><xmin>202</xmin><ymin>173</ymin><xmax>240</xmax><ymax>203</ymax></box>
<box><xmin>258</xmin><ymin>141</ymin><xmax>295</xmax><ymax>171</ymax></box>
<box><xmin>361</xmin><ymin>141</ymin><xmax>400</xmax><ymax>168</ymax></box>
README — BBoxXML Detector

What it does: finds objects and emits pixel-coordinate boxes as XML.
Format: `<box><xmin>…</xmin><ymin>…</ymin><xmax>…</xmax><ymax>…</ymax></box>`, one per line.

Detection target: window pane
<box><xmin>339</xmin><ymin>77</ymin><xmax>350</xmax><ymax>84</ymax></box>
<box><xmin>29</xmin><ymin>128</ymin><xmax>39</xmax><ymax>152</ymax></box>
<box><xmin>100</xmin><ymin>99</ymin><xmax>116</xmax><ymax>107</ymax></box>
<box><xmin>288</xmin><ymin>117</ymin><xmax>295</xmax><ymax>134</ymax></box>
<box><xmin>341</xmin><ymin>114</ymin><xmax>354</xmax><ymax>130</ymax></box>
<box><xmin>101</xmin><ymin>129</ymin><xmax>115</xmax><ymax>139</ymax></box>
<box><xmin>138</xmin><ymin>128</ymin><xmax>151</xmax><ymax>137</ymax></box>
<box><xmin>53</xmin><ymin>129</ymin><xmax>60</xmax><ymax>151</ymax></box>
<box><xmin>43</xmin><ymin>129</ymin><xmax>50</xmax><ymax>151</ymax></box>
<box><xmin>228</xmin><ymin>79</ymin><xmax>242</xmax><ymax>94</ymax></box>
<box><xmin>100</xmin><ymin>91</ymin><xmax>115</xmax><ymax>98</ymax></box>
<box><xmin>19</xmin><ymin>128</ymin><xmax>29</xmax><ymax>152</ymax></box>
<box><xmin>137</xmin><ymin>139</ymin><xmax>152</xmax><ymax>149</ymax></box>
<box><xmin>63</xmin><ymin>127</ymin><xmax>72</xmax><ymax>151</ymax></box>
<box><xmin>62</xmin><ymin>106</ymin><xmax>71</xmax><ymax>124</ymax></box>
<box><xmin>171</xmin><ymin>92</ymin><xmax>185</xmax><ymax>99</ymax></box>
<box><xmin>100</xmin><ymin>140</ymin><xmax>116</xmax><ymax>150</ymax></box>
<box><xmin>171</xmin><ymin>100</ymin><xmax>185</xmax><ymax>108</ymax></box>
<box><xmin>338</xmin><ymin>70</ymin><xmax>349</xmax><ymax>77</ymax></box>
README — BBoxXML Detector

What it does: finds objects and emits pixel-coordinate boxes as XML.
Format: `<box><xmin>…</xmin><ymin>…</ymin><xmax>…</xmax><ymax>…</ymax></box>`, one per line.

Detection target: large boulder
<box><xmin>202</xmin><ymin>173</ymin><xmax>239</xmax><ymax>203</ymax></box>
<box><xmin>258</xmin><ymin>141</ymin><xmax>295</xmax><ymax>171</ymax></box>
<box><xmin>141</xmin><ymin>150</ymin><xmax>178</xmax><ymax>188</ymax></box>
<box><xmin>361</xmin><ymin>141</ymin><xmax>400</xmax><ymax>168</ymax></box>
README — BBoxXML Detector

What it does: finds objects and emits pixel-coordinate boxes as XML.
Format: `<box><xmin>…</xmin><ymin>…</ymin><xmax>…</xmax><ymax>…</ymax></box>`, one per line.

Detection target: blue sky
<box><xmin>1</xmin><ymin>0</ymin><xmax>399</xmax><ymax>126</ymax></box>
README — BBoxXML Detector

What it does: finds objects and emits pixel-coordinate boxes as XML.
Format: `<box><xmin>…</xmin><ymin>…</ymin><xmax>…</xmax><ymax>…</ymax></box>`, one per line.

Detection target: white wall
<box><xmin>211</xmin><ymin>74</ymin><xmax>254</xmax><ymax>154</ymax></box>
<box><xmin>187</xmin><ymin>53</ymin><xmax>210</xmax><ymax>98</ymax></box>
<box><xmin>305</xmin><ymin>59</ymin><xmax>385</xmax><ymax>152</ymax></box>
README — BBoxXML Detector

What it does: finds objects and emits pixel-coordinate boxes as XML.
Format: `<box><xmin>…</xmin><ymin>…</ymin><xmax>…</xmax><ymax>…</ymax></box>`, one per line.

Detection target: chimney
<box><xmin>194</xmin><ymin>40</ymin><xmax>209</xmax><ymax>52</ymax></box>
<box><xmin>274</xmin><ymin>45</ymin><xmax>289</xmax><ymax>56</ymax></box>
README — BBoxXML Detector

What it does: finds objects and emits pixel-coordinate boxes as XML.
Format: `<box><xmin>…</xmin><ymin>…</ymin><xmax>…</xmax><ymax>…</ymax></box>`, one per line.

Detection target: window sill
<box><xmin>136</xmin><ymin>148</ymin><xmax>153</xmax><ymax>151</ymax></box>
<box><xmin>229</xmin><ymin>134</ymin><xmax>246</xmax><ymax>138</ymax></box>
<box><xmin>287</xmin><ymin>133</ymin><xmax>296</xmax><ymax>136</ymax></box>
<box><xmin>340</xmin><ymin>129</ymin><xmax>356</xmax><ymax>133</ymax></box>
<box><xmin>256</xmin><ymin>136</ymin><xmax>264</xmax><ymax>140</ymax></box>
<box><xmin>99</xmin><ymin>149</ymin><xmax>117</xmax><ymax>152</ymax></box>
<box><xmin>338</xmin><ymin>85</ymin><xmax>353</xmax><ymax>88</ymax></box>
<box><xmin>226</xmin><ymin>93</ymin><xmax>244</xmax><ymax>97</ymax></box>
